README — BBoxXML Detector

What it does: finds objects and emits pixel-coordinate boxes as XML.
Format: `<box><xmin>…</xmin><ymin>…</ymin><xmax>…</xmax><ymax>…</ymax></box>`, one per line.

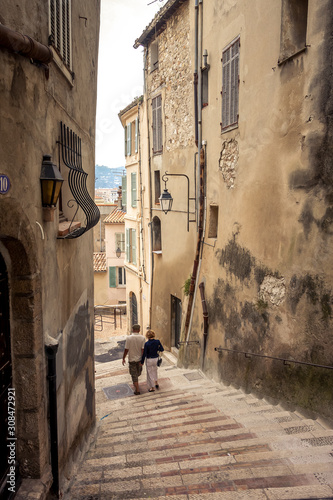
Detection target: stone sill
<box><xmin>58</xmin><ymin>220</ymin><xmax>81</xmax><ymax>237</ymax></box>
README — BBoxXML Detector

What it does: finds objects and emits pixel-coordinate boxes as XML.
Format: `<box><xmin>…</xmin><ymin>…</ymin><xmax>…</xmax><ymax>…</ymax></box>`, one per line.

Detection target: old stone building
<box><xmin>134</xmin><ymin>0</ymin><xmax>197</xmax><ymax>348</ymax></box>
<box><xmin>0</xmin><ymin>1</ymin><xmax>100</xmax><ymax>497</ymax></box>
<box><xmin>136</xmin><ymin>0</ymin><xmax>333</xmax><ymax>420</ymax></box>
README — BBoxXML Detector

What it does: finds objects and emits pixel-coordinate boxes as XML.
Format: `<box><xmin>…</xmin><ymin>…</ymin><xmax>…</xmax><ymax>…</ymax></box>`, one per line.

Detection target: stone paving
<box><xmin>64</xmin><ymin>327</ymin><xmax>333</xmax><ymax>500</ymax></box>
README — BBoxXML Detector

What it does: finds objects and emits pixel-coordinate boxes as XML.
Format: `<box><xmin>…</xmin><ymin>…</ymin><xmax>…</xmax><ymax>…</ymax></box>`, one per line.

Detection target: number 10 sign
<box><xmin>0</xmin><ymin>174</ymin><xmax>11</xmax><ymax>194</ymax></box>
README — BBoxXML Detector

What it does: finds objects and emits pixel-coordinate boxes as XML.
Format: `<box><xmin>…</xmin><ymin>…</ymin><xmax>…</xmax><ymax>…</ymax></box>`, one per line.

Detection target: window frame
<box><xmin>118</xmin><ymin>267</ymin><xmax>126</xmax><ymax>287</ymax></box>
<box><xmin>126</xmin><ymin>228</ymin><xmax>137</xmax><ymax>265</ymax></box>
<box><xmin>115</xmin><ymin>232</ymin><xmax>125</xmax><ymax>253</ymax></box>
<box><xmin>278</xmin><ymin>0</ymin><xmax>308</xmax><ymax>65</ymax></box>
<box><xmin>221</xmin><ymin>36</ymin><xmax>240</xmax><ymax>133</ymax></box>
<box><xmin>131</xmin><ymin>172</ymin><xmax>137</xmax><ymax>208</ymax></box>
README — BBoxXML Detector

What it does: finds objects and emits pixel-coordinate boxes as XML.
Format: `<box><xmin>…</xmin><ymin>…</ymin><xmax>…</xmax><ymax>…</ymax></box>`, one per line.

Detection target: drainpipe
<box><xmin>45</xmin><ymin>344</ymin><xmax>59</xmax><ymax>498</ymax></box>
<box><xmin>194</xmin><ymin>0</ymin><xmax>199</xmax><ymax>146</ymax></box>
<box><xmin>0</xmin><ymin>23</ymin><xmax>53</xmax><ymax>64</ymax></box>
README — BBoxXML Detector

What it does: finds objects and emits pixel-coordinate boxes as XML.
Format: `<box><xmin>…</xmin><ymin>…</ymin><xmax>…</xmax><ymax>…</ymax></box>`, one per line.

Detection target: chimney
<box><xmin>117</xmin><ymin>186</ymin><xmax>122</xmax><ymax>209</ymax></box>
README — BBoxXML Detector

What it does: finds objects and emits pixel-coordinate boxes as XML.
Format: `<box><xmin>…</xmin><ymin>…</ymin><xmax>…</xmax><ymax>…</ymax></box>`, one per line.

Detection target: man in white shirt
<box><xmin>122</xmin><ymin>324</ymin><xmax>145</xmax><ymax>395</ymax></box>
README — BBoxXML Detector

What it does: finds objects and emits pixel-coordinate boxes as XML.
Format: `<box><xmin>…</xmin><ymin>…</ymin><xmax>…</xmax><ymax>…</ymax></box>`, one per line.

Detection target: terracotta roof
<box><xmin>93</xmin><ymin>252</ymin><xmax>107</xmax><ymax>272</ymax></box>
<box><xmin>134</xmin><ymin>0</ymin><xmax>185</xmax><ymax>48</ymax></box>
<box><xmin>119</xmin><ymin>96</ymin><xmax>143</xmax><ymax>119</ymax></box>
<box><xmin>104</xmin><ymin>209</ymin><xmax>126</xmax><ymax>224</ymax></box>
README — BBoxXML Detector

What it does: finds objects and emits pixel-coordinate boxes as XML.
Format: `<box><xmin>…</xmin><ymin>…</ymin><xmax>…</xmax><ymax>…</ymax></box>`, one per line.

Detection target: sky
<box><xmin>95</xmin><ymin>0</ymin><xmax>167</xmax><ymax>169</ymax></box>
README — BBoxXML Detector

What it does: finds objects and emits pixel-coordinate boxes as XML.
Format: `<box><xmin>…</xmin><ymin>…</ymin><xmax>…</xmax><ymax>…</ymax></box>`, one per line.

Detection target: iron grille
<box><xmin>58</xmin><ymin>122</ymin><xmax>100</xmax><ymax>239</ymax></box>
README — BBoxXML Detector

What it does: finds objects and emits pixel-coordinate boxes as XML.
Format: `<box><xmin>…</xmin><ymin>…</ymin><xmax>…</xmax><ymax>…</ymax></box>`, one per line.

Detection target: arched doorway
<box><xmin>130</xmin><ymin>293</ymin><xmax>138</xmax><ymax>328</ymax></box>
<box><xmin>0</xmin><ymin>253</ymin><xmax>17</xmax><ymax>498</ymax></box>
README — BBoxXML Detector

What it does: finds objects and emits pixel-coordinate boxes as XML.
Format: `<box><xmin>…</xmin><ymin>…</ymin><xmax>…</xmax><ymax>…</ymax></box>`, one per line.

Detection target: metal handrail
<box><xmin>177</xmin><ymin>341</ymin><xmax>200</xmax><ymax>347</ymax></box>
<box><xmin>214</xmin><ymin>347</ymin><xmax>333</xmax><ymax>370</ymax></box>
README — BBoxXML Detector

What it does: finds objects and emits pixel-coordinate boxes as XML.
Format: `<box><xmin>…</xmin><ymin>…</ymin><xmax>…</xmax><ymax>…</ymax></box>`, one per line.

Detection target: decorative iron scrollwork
<box><xmin>58</xmin><ymin>122</ymin><xmax>100</xmax><ymax>239</ymax></box>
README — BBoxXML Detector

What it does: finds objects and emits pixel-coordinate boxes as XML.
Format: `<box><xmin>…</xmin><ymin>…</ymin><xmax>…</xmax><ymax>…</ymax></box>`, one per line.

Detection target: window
<box><xmin>115</xmin><ymin>233</ymin><xmax>125</xmax><ymax>253</ymax></box>
<box><xmin>279</xmin><ymin>0</ymin><xmax>308</xmax><ymax>64</ymax></box>
<box><xmin>150</xmin><ymin>40</ymin><xmax>159</xmax><ymax>72</ymax></box>
<box><xmin>118</xmin><ymin>267</ymin><xmax>126</xmax><ymax>286</ymax></box>
<box><xmin>208</xmin><ymin>205</ymin><xmax>218</xmax><ymax>238</ymax></box>
<box><xmin>125</xmin><ymin>123</ymin><xmax>132</xmax><ymax>157</ymax></box>
<box><xmin>152</xmin><ymin>216</ymin><xmax>162</xmax><ymax>252</ymax></box>
<box><xmin>135</xmin><ymin>118</ymin><xmax>139</xmax><ymax>153</ymax></box>
<box><xmin>109</xmin><ymin>266</ymin><xmax>126</xmax><ymax>287</ymax></box>
<box><xmin>221</xmin><ymin>37</ymin><xmax>240</xmax><ymax>132</ymax></box>
<box><xmin>131</xmin><ymin>172</ymin><xmax>137</xmax><ymax>208</ymax></box>
<box><xmin>202</xmin><ymin>68</ymin><xmax>209</xmax><ymax>108</ymax></box>
<box><xmin>121</xmin><ymin>175</ymin><xmax>127</xmax><ymax>212</ymax></box>
<box><xmin>49</xmin><ymin>0</ymin><xmax>72</xmax><ymax>69</ymax></box>
<box><xmin>154</xmin><ymin>170</ymin><xmax>161</xmax><ymax>204</ymax></box>
<box><xmin>126</xmin><ymin>228</ymin><xmax>137</xmax><ymax>265</ymax></box>
<box><xmin>152</xmin><ymin>95</ymin><xmax>162</xmax><ymax>154</ymax></box>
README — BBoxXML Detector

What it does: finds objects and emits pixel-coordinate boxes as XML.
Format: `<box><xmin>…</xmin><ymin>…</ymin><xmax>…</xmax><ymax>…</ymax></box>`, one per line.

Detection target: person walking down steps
<box><xmin>122</xmin><ymin>324</ymin><xmax>145</xmax><ymax>395</ymax></box>
<box><xmin>141</xmin><ymin>329</ymin><xmax>164</xmax><ymax>392</ymax></box>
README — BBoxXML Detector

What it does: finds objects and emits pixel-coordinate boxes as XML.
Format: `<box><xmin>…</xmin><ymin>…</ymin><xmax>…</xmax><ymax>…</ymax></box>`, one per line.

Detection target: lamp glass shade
<box><xmin>159</xmin><ymin>189</ymin><xmax>173</xmax><ymax>214</ymax></box>
<box><xmin>40</xmin><ymin>154</ymin><xmax>64</xmax><ymax>207</ymax></box>
<box><xmin>116</xmin><ymin>247</ymin><xmax>121</xmax><ymax>258</ymax></box>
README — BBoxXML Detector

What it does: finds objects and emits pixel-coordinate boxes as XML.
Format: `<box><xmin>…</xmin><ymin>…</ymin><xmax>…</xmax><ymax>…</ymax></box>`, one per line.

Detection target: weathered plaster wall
<box><xmin>180</xmin><ymin>0</ymin><xmax>333</xmax><ymax>420</ymax></box>
<box><xmin>0</xmin><ymin>0</ymin><xmax>100</xmax><ymax>487</ymax></box>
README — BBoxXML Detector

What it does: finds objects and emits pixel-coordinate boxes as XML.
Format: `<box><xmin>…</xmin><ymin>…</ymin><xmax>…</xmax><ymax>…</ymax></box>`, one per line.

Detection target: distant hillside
<box><xmin>95</xmin><ymin>165</ymin><xmax>125</xmax><ymax>189</ymax></box>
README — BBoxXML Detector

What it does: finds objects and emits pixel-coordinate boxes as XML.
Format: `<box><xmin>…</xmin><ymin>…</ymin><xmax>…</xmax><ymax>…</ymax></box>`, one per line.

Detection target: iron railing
<box><xmin>214</xmin><ymin>347</ymin><xmax>333</xmax><ymax>370</ymax></box>
<box><xmin>58</xmin><ymin>122</ymin><xmax>100</xmax><ymax>239</ymax></box>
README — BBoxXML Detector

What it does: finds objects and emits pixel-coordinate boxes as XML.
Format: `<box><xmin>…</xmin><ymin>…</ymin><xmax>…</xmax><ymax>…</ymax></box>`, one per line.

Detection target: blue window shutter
<box><xmin>122</xmin><ymin>175</ymin><xmax>127</xmax><ymax>210</ymax></box>
<box><xmin>135</xmin><ymin>118</ymin><xmax>138</xmax><ymax>153</ymax></box>
<box><xmin>126</xmin><ymin>228</ymin><xmax>130</xmax><ymax>262</ymax></box>
<box><xmin>109</xmin><ymin>267</ymin><xmax>116</xmax><ymax>288</ymax></box>
<box><xmin>131</xmin><ymin>172</ymin><xmax>137</xmax><ymax>208</ymax></box>
<box><xmin>132</xmin><ymin>229</ymin><xmax>137</xmax><ymax>265</ymax></box>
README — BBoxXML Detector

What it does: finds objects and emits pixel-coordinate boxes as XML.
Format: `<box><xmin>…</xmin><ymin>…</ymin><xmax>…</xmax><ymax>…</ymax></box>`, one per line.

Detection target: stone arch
<box><xmin>0</xmin><ymin>198</ymin><xmax>49</xmax><ymax>479</ymax></box>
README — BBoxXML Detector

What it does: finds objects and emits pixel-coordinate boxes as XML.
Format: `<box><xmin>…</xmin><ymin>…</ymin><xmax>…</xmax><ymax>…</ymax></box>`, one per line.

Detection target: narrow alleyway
<box><xmin>65</xmin><ymin>326</ymin><xmax>333</xmax><ymax>500</ymax></box>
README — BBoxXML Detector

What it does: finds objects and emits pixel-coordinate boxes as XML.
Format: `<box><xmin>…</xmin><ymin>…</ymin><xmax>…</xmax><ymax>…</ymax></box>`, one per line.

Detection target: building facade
<box><xmin>135</xmin><ymin>0</ymin><xmax>333</xmax><ymax>420</ymax></box>
<box><xmin>119</xmin><ymin>97</ymin><xmax>152</xmax><ymax>333</ymax></box>
<box><xmin>0</xmin><ymin>1</ymin><xmax>100</xmax><ymax>497</ymax></box>
<box><xmin>134</xmin><ymin>0</ymin><xmax>197</xmax><ymax>348</ymax></box>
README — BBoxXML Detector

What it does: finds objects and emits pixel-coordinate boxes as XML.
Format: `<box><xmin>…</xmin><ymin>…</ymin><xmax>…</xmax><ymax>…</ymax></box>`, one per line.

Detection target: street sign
<box><xmin>0</xmin><ymin>175</ymin><xmax>10</xmax><ymax>194</ymax></box>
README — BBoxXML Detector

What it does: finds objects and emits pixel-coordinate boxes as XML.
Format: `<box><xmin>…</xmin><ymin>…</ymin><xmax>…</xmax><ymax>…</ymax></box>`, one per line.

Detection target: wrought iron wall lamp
<box><xmin>40</xmin><ymin>154</ymin><xmax>64</xmax><ymax>221</ymax></box>
<box><xmin>159</xmin><ymin>172</ymin><xmax>196</xmax><ymax>231</ymax></box>
<box><xmin>116</xmin><ymin>247</ymin><xmax>121</xmax><ymax>258</ymax></box>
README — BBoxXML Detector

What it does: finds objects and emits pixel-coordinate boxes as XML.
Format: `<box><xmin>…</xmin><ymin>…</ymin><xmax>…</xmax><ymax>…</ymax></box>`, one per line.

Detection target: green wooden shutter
<box><xmin>135</xmin><ymin>118</ymin><xmax>138</xmax><ymax>153</ymax></box>
<box><xmin>126</xmin><ymin>228</ymin><xmax>130</xmax><ymax>262</ymax></box>
<box><xmin>131</xmin><ymin>172</ymin><xmax>137</xmax><ymax>208</ymax></box>
<box><xmin>124</xmin><ymin>126</ymin><xmax>127</xmax><ymax>157</ymax></box>
<box><xmin>122</xmin><ymin>175</ymin><xmax>127</xmax><ymax>211</ymax></box>
<box><xmin>109</xmin><ymin>267</ymin><xmax>116</xmax><ymax>288</ymax></box>
<box><xmin>132</xmin><ymin>229</ymin><xmax>137</xmax><ymax>265</ymax></box>
<box><xmin>127</xmin><ymin>123</ymin><xmax>132</xmax><ymax>156</ymax></box>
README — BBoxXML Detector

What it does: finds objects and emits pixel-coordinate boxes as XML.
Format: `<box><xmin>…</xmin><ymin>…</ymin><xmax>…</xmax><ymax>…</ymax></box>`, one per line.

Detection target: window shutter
<box><xmin>135</xmin><ymin>118</ymin><xmax>138</xmax><ymax>153</ymax></box>
<box><xmin>127</xmin><ymin>123</ymin><xmax>132</xmax><ymax>156</ymax></box>
<box><xmin>49</xmin><ymin>0</ymin><xmax>72</xmax><ymax>69</ymax></box>
<box><xmin>131</xmin><ymin>172</ymin><xmax>137</xmax><ymax>208</ymax></box>
<box><xmin>109</xmin><ymin>267</ymin><xmax>116</xmax><ymax>288</ymax></box>
<box><xmin>122</xmin><ymin>175</ymin><xmax>127</xmax><ymax>210</ymax></box>
<box><xmin>152</xmin><ymin>96</ymin><xmax>162</xmax><ymax>153</ymax></box>
<box><xmin>126</xmin><ymin>228</ymin><xmax>130</xmax><ymax>262</ymax></box>
<box><xmin>222</xmin><ymin>38</ymin><xmax>239</xmax><ymax>130</ymax></box>
<box><xmin>131</xmin><ymin>229</ymin><xmax>137</xmax><ymax>265</ymax></box>
<box><xmin>124</xmin><ymin>126</ymin><xmax>127</xmax><ymax>157</ymax></box>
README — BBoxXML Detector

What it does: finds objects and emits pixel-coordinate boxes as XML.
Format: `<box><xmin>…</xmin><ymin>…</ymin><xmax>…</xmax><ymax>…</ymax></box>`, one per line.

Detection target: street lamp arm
<box><xmin>161</xmin><ymin>171</ymin><xmax>192</xmax><ymax>231</ymax></box>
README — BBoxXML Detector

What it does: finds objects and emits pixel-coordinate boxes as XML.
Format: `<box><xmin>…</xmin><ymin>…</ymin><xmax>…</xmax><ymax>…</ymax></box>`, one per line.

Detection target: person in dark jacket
<box><xmin>141</xmin><ymin>330</ymin><xmax>164</xmax><ymax>392</ymax></box>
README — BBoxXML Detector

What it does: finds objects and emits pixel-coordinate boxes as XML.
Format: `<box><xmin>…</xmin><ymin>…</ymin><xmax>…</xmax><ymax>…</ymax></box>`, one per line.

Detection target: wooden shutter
<box><xmin>122</xmin><ymin>175</ymin><xmax>127</xmax><ymax>210</ymax></box>
<box><xmin>131</xmin><ymin>172</ymin><xmax>137</xmax><ymax>208</ymax></box>
<box><xmin>109</xmin><ymin>267</ymin><xmax>116</xmax><ymax>288</ymax></box>
<box><xmin>135</xmin><ymin>118</ymin><xmax>138</xmax><ymax>153</ymax></box>
<box><xmin>124</xmin><ymin>126</ymin><xmax>127</xmax><ymax>157</ymax></box>
<box><xmin>126</xmin><ymin>123</ymin><xmax>132</xmax><ymax>156</ymax></box>
<box><xmin>126</xmin><ymin>228</ymin><xmax>130</xmax><ymax>262</ymax></box>
<box><xmin>49</xmin><ymin>0</ymin><xmax>72</xmax><ymax>69</ymax></box>
<box><xmin>131</xmin><ymin>229</ymin><xmax>137</xmax><ymax>265</ymax></box>
<box><xmin>222</xmin><ymin>37</ymin><xmax>239</xmax><ymax>130</ymax></box>
<box><xmin>152</xmin><ymin>95</ymin><xmax>162</xmax><ymax>153</ymax></box>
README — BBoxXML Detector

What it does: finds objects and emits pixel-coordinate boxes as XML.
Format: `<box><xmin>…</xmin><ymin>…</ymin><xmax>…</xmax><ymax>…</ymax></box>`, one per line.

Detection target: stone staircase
<box><xmin>66</xmin><ymin>353</ymin><xmax>333</xmax><ymax>499</ymax></box>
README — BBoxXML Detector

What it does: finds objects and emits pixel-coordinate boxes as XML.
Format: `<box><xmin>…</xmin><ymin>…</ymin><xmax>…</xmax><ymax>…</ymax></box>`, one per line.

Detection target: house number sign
<box><xmin>0</xmin><ymin>174</ymin><xmax>10</xmax><ymax>194</ymax></box>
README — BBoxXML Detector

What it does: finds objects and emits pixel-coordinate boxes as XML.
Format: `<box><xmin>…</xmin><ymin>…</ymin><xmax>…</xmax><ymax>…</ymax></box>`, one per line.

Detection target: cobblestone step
<box><xmin>65</xmin><ymin>358</ymin><xmax>333</xmax><ymax>499</ymax></box>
